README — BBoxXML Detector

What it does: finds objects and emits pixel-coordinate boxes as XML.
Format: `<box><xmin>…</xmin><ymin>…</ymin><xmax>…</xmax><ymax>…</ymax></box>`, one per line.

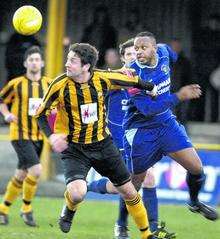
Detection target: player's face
<box><xmin>65</xmin><ymin>51</ymin><xmax>84</xmax><ymax>78</ymax></box>
<box><xmin>134</xmin><ymin>36</ymin><xmax>157</xmax><ymax>64</ymax></box>
<box><xmin>122</xmin><ymin>46</ymin><xmax>136</xmax><ymax>66</ymax></box>
<box><xmin>25</xmin><ymin>53</ymin><xmax>43</xmax><ymax>74</ymax></box>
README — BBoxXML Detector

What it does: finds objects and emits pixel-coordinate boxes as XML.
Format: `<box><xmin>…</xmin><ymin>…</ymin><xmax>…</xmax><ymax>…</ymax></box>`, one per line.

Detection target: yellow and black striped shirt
<box><xmin>0</xmin><ymin>76</ymin><xmax>51</xmax><ymax>140</ymax></box>
<box><xmin>36</xmin><ymin>70</ymin><xmax>139</xmax><ymax>144</ymax></box>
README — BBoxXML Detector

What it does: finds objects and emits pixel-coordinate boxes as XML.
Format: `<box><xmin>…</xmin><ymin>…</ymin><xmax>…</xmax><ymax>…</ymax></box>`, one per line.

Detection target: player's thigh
<box><xmin>169</xmin><ymin>147</ymin><xmax>203</xmax><ymax>174</ymax></box>
<box><xmin>61</xmin><ymin>142</ymin><xmax>91</xmax><ymax>185</ymax></box>
<box><xmin>92</xmin><ymin>137</ymin><xmax>131</xmax><ymax>187</ymax></box>
<box><xmin>161</xmin><ymin>119</ymin><xmax>203</xmax><ymax>174</ymax></box>
<box><xmin>11</xmin><ymin>140</ymin><xmax>40</xmax><ymax>170</ymax></box>
<box><xmin>161</xmin><ymin>119</ymin><xmax>193</xmax><ymax>155</ymax></box>
<box><xmin>124</xmin><ymin>128</ymin><xmax>162</xmax><ymax>174</ymax></box>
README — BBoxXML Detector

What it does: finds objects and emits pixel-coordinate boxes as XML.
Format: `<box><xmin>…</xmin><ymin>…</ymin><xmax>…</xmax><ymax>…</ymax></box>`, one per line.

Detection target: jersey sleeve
<box><xmin>98</xmin><ymin>70</ymin><xmax>139</xmax><ymax>90</ymax></box>
<box><xmin>0</xmin><ymin>80</ymin><xmax>17</xmax><ymax>104</ymax></box>
<box><xmin>131</xmin><ymin>93</ymin><xmax>180</xmax><ymax>117</ymax></box>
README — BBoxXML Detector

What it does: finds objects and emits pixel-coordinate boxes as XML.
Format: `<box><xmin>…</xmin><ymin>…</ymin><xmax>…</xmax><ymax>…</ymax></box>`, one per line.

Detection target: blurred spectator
<box><xmin>81</xmin><ymin>5</ymin><xmax>117</xmax><ymax>67</ymax></box>
<box><xmin>170</xmin><ymin>38</ymin><xmax>192</xmax><ymax>125</ymax></box>
<box><xmin>209</xmin><ymin>65</ymin><xmax>220</xmax><ymax>121</ymax></box>
<box><xmin>102</xmin><ymin>48</ymin><xmax>122</xmax><ymax>70</ymax></box>
<box><xmin>118</xmin><ymin>8</ymin><xmax>143</xmax><ymax>45</ymax></box>
<box><xmin>192</xmin><ymin>14</ymin><xmax>220</xmax><ymax>121</ymax></box>
<box><xmin>5</xmin><ymin>32</ymin><xmax>41</xmax><ymax>82</ymax></box>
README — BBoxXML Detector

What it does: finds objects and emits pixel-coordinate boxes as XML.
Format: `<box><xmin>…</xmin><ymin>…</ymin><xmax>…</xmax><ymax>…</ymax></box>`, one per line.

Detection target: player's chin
<box><xmin>137</xmin><ymin>57</ymin><xmax>147</xmax><ymax>64</ymax></box>
<box><xmin>31</xmin><ymin>69</ymin><xmax>40</xmax><ymax>74</ymax></box>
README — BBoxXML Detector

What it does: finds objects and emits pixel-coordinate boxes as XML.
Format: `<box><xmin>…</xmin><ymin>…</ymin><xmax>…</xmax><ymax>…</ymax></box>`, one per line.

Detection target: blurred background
<box><xmin>0</xmin><ymin>0</ymin><xmax>219</xmax><ymax>205</ymax></box>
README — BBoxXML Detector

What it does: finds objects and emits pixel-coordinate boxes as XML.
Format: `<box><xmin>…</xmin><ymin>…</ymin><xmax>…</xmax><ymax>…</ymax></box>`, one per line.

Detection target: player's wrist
<box><xmin>146</xmin><ymin>85</ymin><xmax>158</xmax><ymax>97</ymax></box>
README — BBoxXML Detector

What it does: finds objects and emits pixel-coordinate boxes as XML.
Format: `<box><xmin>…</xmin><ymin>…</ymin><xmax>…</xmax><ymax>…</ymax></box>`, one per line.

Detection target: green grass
<box><xmin>0</xmin><ymin>197</ymin><xmax>219</xmax><ymax>239</ymax></box>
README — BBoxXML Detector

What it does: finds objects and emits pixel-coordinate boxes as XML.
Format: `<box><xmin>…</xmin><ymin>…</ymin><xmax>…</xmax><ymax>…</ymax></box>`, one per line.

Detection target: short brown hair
<box><xmin>69</xmin><ymin>43</ymin><xmax>99</xmax><ymax>72</ymax></box>
<box><xmin>119</xmin><ymin>38</ymin><xmax>134</xmax><ymax>56</ymax></box>
<box><xmin>24</xmin><ymin>46</ymin><xmax>43</xmax><ymax>61</ymax></box>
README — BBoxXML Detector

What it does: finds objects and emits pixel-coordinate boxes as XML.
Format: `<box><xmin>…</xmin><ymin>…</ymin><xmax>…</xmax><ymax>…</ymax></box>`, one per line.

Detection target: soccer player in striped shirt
<box><xmin>0</xmin><ymin>46</ymin><xmax>51</xmax><ymax>227</ymax></box>
<box><xmin>36</xmin><ymin>43</ymin><xmax>159</xmax><ymax>239</ymax></box>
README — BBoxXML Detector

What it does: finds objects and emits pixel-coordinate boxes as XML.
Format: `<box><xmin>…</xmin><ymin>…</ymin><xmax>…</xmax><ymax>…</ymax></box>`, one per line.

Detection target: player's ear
<box><xmin>83</xmin><ymin>63</ymin><xmax>90</xmax><ymax>72</ymax></box>
<box><xmin>23</xmin><ymin>60</ymin><xmax>27</xmax><ymax>68</ymax></box>
<box><xmin>41</xmin><ymin>60</ymin><xmax>45</xmax><ymax>68</ymax></box>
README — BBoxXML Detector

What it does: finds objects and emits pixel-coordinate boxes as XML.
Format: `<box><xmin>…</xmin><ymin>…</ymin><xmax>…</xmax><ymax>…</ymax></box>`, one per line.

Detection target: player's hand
<box><xmin>127</xmin><ymin>87</ymin><xmax>141</xmax><ymax>95</ymax></box>
<box><xmin>146</xmin><ymin>85</ymin><xmax>158</xmax><ymax>97</ymax></box>
<box><xmin>176</xmin><ymin>84</ymin><xmax>202</xmax><ymax>101</ymax></box>
<box><xmin>120</xmin><ymin>68</ymin><xmax>136</xmax><ymax>78</ymax></box>
<box><xmin>4</xmin><ymin>113</ymin><xmax>17</xmax><ymax>123</ymax></box>
<box><xmin>49</xmin><ymin>133</ymin><xmax>68</xmax><ymax>153</ymax></box>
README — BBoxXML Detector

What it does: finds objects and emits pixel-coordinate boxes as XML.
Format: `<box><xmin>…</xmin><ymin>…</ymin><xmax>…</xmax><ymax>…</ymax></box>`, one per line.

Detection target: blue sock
<box><xmin>117</xmin><ymin>196</ymin><xmax>128</xmax><ymax>227</ymax></box>
<box><xmin>143</xmin><ymin>187</ymin><xmax>158</xmax><ymax>232</ymax></box>
<box><xmin>87</xmin><ymin>178</ymin><xmax>108</xmax><ymax>194</ymax></box>
<box><xmin>186</xmin><ymin>171</ymin><xmax>206</xmax><ymax>205</ymax></box>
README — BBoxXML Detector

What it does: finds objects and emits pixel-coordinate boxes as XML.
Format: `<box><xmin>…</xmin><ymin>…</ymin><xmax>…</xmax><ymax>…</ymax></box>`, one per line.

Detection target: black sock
<box><xmin>186</xmin><ymin>171</ymin><xmax>206</xmax><ymax>205</ymax></box>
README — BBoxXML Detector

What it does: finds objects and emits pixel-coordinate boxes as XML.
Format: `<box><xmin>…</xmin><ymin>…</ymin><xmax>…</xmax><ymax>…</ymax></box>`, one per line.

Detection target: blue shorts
<box><xmin>124</xmin><ymin>118</ymin><xmax>193</xmax><ymax>174</ymax></box>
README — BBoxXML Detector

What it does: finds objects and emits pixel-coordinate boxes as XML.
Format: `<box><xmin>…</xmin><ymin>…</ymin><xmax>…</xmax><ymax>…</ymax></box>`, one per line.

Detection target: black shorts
<box><xmin>61</xmin><ymin>136</ymin><xmax>131</xmax><ymax>186</ymax></box>
<box><xmin>11</xmin><ymin>140</ymin><xmax>43</xmax><ymax>169</ymax></box>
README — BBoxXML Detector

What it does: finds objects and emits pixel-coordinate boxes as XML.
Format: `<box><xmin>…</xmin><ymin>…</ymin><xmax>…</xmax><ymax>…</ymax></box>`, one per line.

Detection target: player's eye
<box><xmin>134</xmin><ymin>46</ymin><xmax>139</xmax><ymax>51</ymax></box>
<box><xmin>142</xmin><ymin>46</ymin><xmax>147</xmax><ymax>50</ymax></box>
<box><xmin>69</xmin><ymin>58</ymin><xmax>76</xmax><ymax>64</ymax></box>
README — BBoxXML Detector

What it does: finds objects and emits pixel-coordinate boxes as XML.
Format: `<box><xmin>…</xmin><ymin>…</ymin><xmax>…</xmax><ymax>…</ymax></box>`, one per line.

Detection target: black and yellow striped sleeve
<box><xmin>97</xmin><ymin>69</ymin><xmax>139</xmax><ymax>90</ymax></box>
<box><xmin>37</xmin><ymin>74</ymin><xmax>67</xmax><ymax>117</ymax></box>
<box><xmin>97</xmin><ymin>69</ymin><xmax>155</xmax><ymax>91</ymax></box>
<box><xmin>0</xmin><ymin>79</ymin><xmax>17</xmax><ymax>104</ymax></box>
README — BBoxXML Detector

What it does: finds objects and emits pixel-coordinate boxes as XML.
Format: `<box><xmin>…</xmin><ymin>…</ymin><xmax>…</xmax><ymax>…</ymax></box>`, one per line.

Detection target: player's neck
<box><xmin>149</xmin><ymin>56</ymin><xmax>157</xmax><ymax>66</ymax></box>
<box><xmin>142</xmin><ymin>55</ymin><xmax>157</xmax><ymax>67</ymax></box>
<box><xmin>26</xmin><ymin>71</ymin><xmax>41</xmax><ymax>82</ymax></box>
<box><xmin>73</xmin><ymin>71</ymin><xmax>91</xmax><ymax>84</ymax></box>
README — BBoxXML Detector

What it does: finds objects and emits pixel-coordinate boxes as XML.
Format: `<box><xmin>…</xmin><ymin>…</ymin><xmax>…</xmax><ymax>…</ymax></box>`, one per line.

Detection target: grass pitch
<box><xmin>0</xmin><ymin>197</ymin><xmax>219</xmax><ymax>239</ymax></box>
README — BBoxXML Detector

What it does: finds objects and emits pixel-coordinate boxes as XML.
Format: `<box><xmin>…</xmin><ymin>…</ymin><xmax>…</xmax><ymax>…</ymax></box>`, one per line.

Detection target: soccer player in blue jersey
<box><xmin>87</xmin><ymin>37</ymin><xmax>206</xmax><ymax>238</ymax></box>
<box><xmin>123</xmin><ymin>31</ymin><xmax>218</xmax><ymax>222</ymax></box>
<box><xmin>88</xmin><ymin>39</ymin><xmax>161</xmax><ymax>239</ymax></box>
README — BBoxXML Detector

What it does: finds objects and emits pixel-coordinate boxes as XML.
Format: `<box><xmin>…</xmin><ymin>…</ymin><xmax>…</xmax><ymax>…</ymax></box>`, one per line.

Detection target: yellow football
<box><xmin>12</xmin><ymin>5</ymin><xmax>42</xmax><ymax>35</ymax></box>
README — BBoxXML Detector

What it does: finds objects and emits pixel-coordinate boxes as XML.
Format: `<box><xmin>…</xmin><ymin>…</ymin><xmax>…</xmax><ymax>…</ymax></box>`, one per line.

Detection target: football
<box><xmin>12</xmin><ymin>5</ymin><xmax>42</xmax><ymax>35</ymax></box>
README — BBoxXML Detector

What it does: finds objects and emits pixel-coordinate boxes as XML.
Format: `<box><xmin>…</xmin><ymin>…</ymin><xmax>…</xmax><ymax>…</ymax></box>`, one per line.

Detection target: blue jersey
<box><xmin>124</xmin><ymin>44</ymin><xmax>179</xmax><ymax>129</ymax></box>
<box><xmin>123</xmin><ymin>44</ymin><xmax>193</xmax><ymax>174</ymax></box>
<box><xmin>106</xmin><ymin>89</ymin><xmax>129</xmax><ymax>149</ymax></box>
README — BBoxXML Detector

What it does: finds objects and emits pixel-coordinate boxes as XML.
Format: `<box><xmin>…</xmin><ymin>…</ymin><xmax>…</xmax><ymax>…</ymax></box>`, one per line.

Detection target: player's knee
<box><xmin>142</xmin><ymin>171</ymin><xmax>156</xmax><ymax>187</ymax></box>
<box><xmin>117</xmin><ymin>181</ymin><xmax>138</xmax><ymax>200</ymax></box>
<box><xmin>15</xmin><ymin>170</ymin><xmax>27</xmax><ymax>181</ymax></box>
<box><xmin>28</xmin><ymin>163</ymin><xmax>42</xmax><ymax>178</ymax></box>
<box><xmin>106</xmin><ymin>181</ymin><xmax>118</xmax><ymax>194</ymax></box>
<box><xmin>67</xmin><ymin>181</ymin><xmax>87</xmax><ymax>203</ymax></box>
<box><xmin>188</xmin><ymin>161</ymin><xmax>203</xmax><ymax>175</ymax></box>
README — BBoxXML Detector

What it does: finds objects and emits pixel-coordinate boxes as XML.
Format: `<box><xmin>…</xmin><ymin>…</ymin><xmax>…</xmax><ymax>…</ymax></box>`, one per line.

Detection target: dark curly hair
<box><xmin>69</xmin><ymin>43</ymin><xmax>99</xmax><ymax>72</ymax></box>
